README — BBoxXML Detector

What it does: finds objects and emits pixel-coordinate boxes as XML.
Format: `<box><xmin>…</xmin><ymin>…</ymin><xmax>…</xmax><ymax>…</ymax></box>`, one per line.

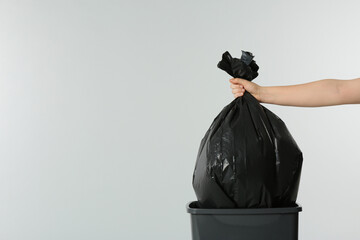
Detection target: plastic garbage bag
<box><xmin>192</xmin><ymin>50</ymin><xmax>303</xmax><ymax>208</ymax></box>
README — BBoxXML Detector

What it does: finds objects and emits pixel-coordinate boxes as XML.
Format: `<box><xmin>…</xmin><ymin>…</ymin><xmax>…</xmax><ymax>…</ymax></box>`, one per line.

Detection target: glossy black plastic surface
<box><xmin>192</xmin><ymin>51</ymin><xmax>303</xmax><ymax>208</ymax></box>
<box><xmin>186</xmin><ymin>201</ymin><xmax>302</xmax><ymax>240</ymax></box>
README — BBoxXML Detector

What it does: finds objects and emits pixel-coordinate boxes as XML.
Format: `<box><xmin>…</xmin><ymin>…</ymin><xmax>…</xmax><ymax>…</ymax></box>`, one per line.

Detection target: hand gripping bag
<box><xmin>192</xmin><ymin>50</ymin><xmax>303</xmax><ymax>208</ymax></box>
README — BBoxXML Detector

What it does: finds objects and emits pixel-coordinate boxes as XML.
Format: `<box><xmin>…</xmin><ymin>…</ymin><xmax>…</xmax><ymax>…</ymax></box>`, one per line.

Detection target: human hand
<box><xmin>229</xmin><ymin>78</ymin><xmax>262</xmax><ymax>101</ymax></box>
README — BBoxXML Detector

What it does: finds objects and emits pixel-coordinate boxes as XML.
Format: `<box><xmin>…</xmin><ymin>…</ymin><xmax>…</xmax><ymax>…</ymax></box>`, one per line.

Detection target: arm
<box><xmin>261</xmin><ymin>78</ymin><xmax>360</xmax><ymax>107</ymax></box>
<box><xmin>230</xmin><ymin>78</ymin><xmax>360</xmax><ymax>107</ymax></box>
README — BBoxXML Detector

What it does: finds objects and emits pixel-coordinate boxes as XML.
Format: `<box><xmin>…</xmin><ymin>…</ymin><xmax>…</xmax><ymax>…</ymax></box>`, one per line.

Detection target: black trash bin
<box><xmin>186</xmin><ymin>201</ymin><xmax>302</xmax><ymax>240</ymax></box>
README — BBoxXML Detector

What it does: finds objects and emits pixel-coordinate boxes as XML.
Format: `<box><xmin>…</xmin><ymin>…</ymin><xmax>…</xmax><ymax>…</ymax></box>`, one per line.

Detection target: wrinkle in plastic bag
<box><xmin>192</xmin><ymin>50</ymin><xmax>303</xmax><ymax>208</ymax></box>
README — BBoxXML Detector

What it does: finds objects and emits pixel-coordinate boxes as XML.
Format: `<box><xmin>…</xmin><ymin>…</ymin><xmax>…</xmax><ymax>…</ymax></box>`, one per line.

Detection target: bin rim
<box><xmin>186</xmin><ymin>201</ymin><xmax>302</xmax><ymax>215</ymax></box>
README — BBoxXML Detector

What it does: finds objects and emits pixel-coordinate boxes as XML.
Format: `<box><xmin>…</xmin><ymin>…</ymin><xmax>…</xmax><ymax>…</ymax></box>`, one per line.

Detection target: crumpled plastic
<box><xmin>217</xmin><ymin>50</ymin><xmax>259</xmax><ymax>80</ymax></box>
<box><xmin>192</xmin><ymin>50</ymin><xmax>303</xmax><ymax>208</ymax></box>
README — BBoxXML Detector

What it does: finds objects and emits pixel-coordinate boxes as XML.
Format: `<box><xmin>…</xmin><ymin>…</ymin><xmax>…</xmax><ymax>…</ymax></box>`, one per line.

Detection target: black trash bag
<box><xmin>192</xmin><ymin>50</ymin><xmax>303</xmax><ymax>208</ymax></box>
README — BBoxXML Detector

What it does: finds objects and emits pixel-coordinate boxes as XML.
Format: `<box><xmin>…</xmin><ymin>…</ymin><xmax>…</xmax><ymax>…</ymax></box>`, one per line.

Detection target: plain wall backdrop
<box><xmin>1</xmin><ymin>0</ymin><xmax>360</xmax><ymax>239</ymax></box>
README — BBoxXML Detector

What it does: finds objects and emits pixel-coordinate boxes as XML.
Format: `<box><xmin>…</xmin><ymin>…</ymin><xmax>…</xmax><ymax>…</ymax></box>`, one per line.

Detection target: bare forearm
<box><xmin>259</xmin><ymin>78</ymin><xmax>360</xmax><ymax>107</ymax></box>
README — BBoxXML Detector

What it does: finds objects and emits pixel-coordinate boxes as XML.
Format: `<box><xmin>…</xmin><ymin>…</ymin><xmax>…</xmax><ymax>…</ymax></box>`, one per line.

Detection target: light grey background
<box><xmin>1</xmin><ymin>0</ymin><xmax>360</xmax><ymax>239</ymax></box>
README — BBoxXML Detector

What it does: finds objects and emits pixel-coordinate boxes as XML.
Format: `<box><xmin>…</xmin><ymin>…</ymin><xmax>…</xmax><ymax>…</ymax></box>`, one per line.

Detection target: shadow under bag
<box><xmin>192</xmin><ymin>51</ymin><xmax>303</xmax><ymax>208</ymax></box>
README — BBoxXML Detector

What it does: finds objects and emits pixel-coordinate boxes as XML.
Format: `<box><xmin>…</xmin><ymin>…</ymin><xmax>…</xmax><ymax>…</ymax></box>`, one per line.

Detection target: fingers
<box><xmin>232</xmin><ymin>87</ymin><xmax>245</xmax><ymax>94</ymax></box>
<box><xmin>232</xmin><ymin>87</ymin><xmax>245</xmax><ymax>99</ymax></box>
<box><xmin>230</xmin><ymin>84</ymin><xmax>244</xmax><ymax>89</ymax></box>
<box><xmin>234</xmin><ymin>91</ymin><xmax>244</xmax><ymax>98</ymax></box>
<box><xmin>229</xmin><ymin>78</ymin><xmax>237</xmax><ymax>83</ymax></box>
<box><xmin>229</xmin><ymin>78</ymin><xmax>246</xmax><ymax>98</ymax></box>
<box><xmin>229</xmin><ymin>78</ymin><xmax>246</xmax><ymax>85</ymax></box>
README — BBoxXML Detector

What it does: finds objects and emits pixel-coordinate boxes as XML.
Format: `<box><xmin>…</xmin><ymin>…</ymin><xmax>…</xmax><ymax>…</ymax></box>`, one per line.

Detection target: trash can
<box><xmin>186</xmin><ymin>201</ymin><xmax>302</xmax><ymax>240</ymax></box>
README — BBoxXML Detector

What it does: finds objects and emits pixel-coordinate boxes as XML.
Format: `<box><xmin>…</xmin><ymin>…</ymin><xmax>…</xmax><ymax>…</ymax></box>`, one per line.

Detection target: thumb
<box><xmin>229</xmin><ymin>78</ymin><xmax>247</xmax><ymax>85</ymax></box>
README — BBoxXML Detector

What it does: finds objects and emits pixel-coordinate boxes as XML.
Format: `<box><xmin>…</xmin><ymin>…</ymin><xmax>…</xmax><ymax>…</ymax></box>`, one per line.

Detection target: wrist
<box><xmin>258</xmin><ymin>86</ymin><xmax>265</xmax><ymax>103</ymax></box>
<box><xmin>259</xmin><ymin>86</ymin><xmax>272</xmax><ymax>104</ymax></box>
